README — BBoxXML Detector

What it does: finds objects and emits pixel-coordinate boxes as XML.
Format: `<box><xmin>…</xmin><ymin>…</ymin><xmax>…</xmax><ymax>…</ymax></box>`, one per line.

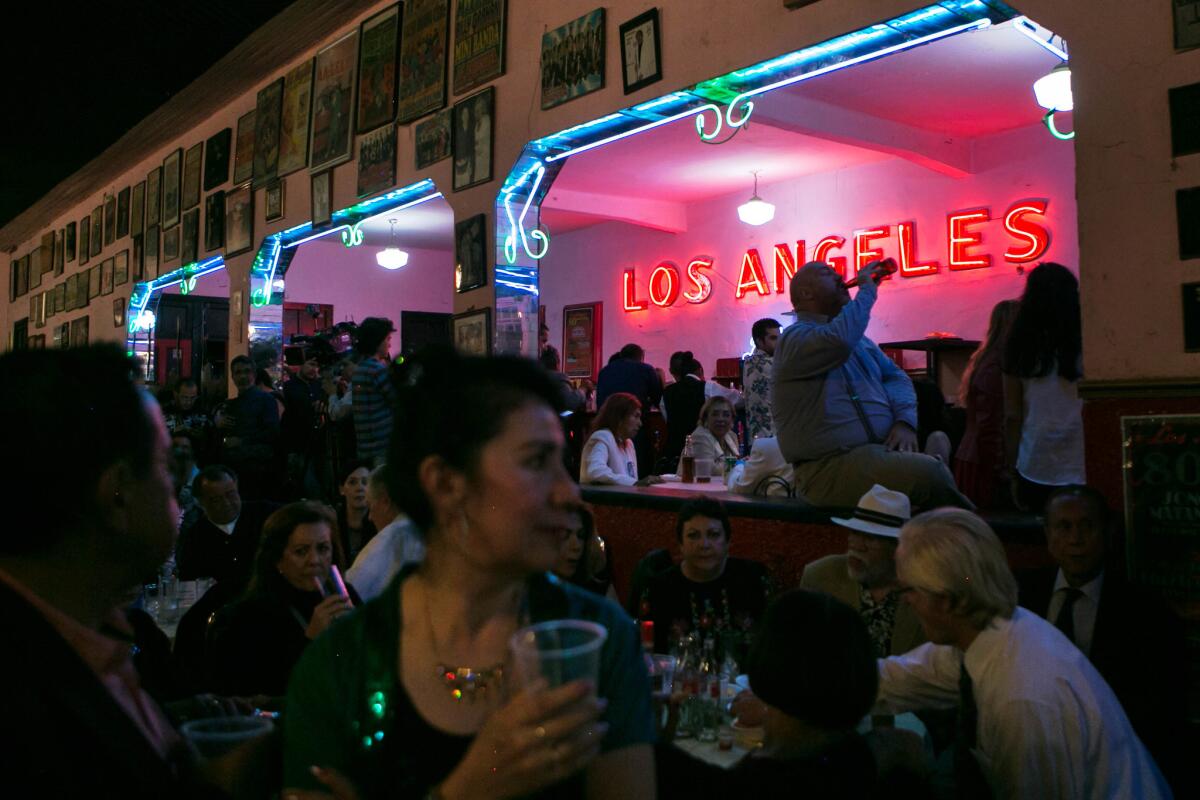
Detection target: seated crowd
<box><xmin>1</xmin><ymin>260</ymin><xmax>1186</xmax><ymax>799</ymax></box>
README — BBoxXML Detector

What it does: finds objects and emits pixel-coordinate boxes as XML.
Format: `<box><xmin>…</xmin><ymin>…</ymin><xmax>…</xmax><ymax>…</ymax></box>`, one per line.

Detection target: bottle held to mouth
<box><xmin>843</xmin><ymin>257</ymin><xmax>898</xmax><ymax>288</ymax></box>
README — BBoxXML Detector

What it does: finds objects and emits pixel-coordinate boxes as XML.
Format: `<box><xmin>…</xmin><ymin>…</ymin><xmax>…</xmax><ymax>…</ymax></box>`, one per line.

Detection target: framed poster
<box><xmin>541</xmin><ymin>9</ymin><xmax>605</xmax><ymax>110</ymax></box>
<box><xmin>311</xmin><ymin>170</ymin><xmax>333</xmax><ymax>227</ymax></box>
<box><xmin>90</xmin><ymin>206</ymin><xmax>103</xmax><ymax>256</ymax></box>
<box><xmin>253</xmin><ymin>78</ymin><xmax>284</xmax><ymax>186</ymax></box>
<box><xmin>265</xmin><ymin>180</ymin><xmax>285</xmax><ymax>221</ymax></box>
<box><xmin>116</xmin><ymin>187</ymin><xmax>131</xmax><ymax>238</ymax></box>
<box><xmin>357</xmin><ymin>123</ymin><xmax>396</xmax><ymax>197</ymax></box>
<box><xmin>103</xmin><ymin>193</ymin><xmax>117</xmax><ymax>246</ymax></box>
<box><xmin>452</xmin><ymin>307</ymin><xmax>492</xmax><ymax>356</ymax></box>
<box><xmin>100</xmin><ymin>258</ymin><xmax>114</xmax><ymax>295</ymax></box>
<box><xmin>162</xmin><ymin>226</ymin><xmax>181</xmax><ymax>264</ymax></box>
<box><xmin>278</xmin><ymin>60</ymin><xmax>314</xmax><ymax>175</ymax></box>
<box><xmin>88</xmin><ymin>264</ymin><xmax>101</xmax><ymax>299</ymax></box>
<box><xmin>454</xmin><ymin>213</ymin><xmax>487</xmax><ymax>293</ymax></box>
<box><xmin>40</xmin><ymin>232</ymin><xmax>53</xmax><ymax>275</ymax></box>
<box><xmin>205</xmin><ymin>191</ymin><xmax>226</xmax><ymax>251</ymax></box>
<box><xmin>70</xmin><ymin>315</ymin><xmax>89</xmax><ymax>346</ymax></box>
<box><xmin>55</xmin><ymin>282</ymin><xmax>66</xmax><ymax>313</ymax></box>
<box><xmin>181</xmin><ymin>208</ymin><xmax>199</xmax><ymax>264</ymax></box>
<box><xmin>162</xmin><ymin>148</ymin><xmax>183</xmax><ymax>229</ymax></box>
<box><xmin>113</xmin><ymin>298</ymin><xmax>126</xmax><ymax>328</ymax></box>
<box><xmin>132</xmin><ymin>233</ymin><xmax>144</xmax><ymax>281</ymax></box>
<box><xmin>146</xmin><ymin>166</ymin><xmax>162</xmax><ymax>227</ymax></box>
<box><xmin>310</xmin><ymin>30</ymin><xmax>359</xmax><ymax>172</ymax></box>
<box><xmin>79</xmin><ymin>217</ymin><xmax>90</xmax><ymax>265</ymax></box>
<box><xmin>15</xmin><ymin>255</ymin><xmax>28</xmax><ymax>296</ymax></box>
<box><xmin>62</xmin><ymin>274</ymin><xmax>74</xmax><ymax>311</ymax></box>
<box><xmin>204</xmin><ymin>127</ymin><xmax>233</xmax><ymax>190</ymax></box>
<box><xmin>56</xmin><ymin>321</ymin><xmax>69</xmax><ymax>348</ymax></box>
<box><xmin>356</xmin><ymin>4</ymin><xmax>401</xmax><ymax>133</ymax></box>
<box><xmin>65</xmin><ymin>221</ymin><xmax>76</xmax><ymax>263</ymax></box>
<box><xmin>398</xmin><ymin>0</ymin><xmax>449</xmax><ymax>123</ymax></box>
<box><xmin>114</xmin><ymin>249</ymin><xmax>129</xmax><ymax>286</ymax></box>
<box><xmin>53</xmin><ymin>229</ymin><xmax>65</xmax><ymax>275</ymax></box>
<box><xmin>144</xmin><ymin>225</ymin><xmax>160</xmax><ymax>280</ymax></box>
<box><xmin>1175</xmin><ymin>1</ymin><xmax>1200</xmax><ymax>50</ymax></box>
<box><xmin>563</xmin><ymin>302</ymin><xmax>602</xmax><ymax>382</ymax></box>
<box><xmin>415</xmin><ymin>108</ymin><xmax>451</xmax><ymax>168</ymax></box>
<box><xmin>182</xmin><ymin>142</ymin><xmax>203</xmax><ymax>210</ymax></box>
<box><xmin>452</xmin><ymin>86</ymin><xmax>493</xmax><ymax>191</ymax></box>
<box><xmin>233</xmin><ymin>109</ymin><xmax>256</xmax><ymax>185</ymax></box>
<box><xmin>620</xmin><ymin>8</ymin><xmax>661</xmax><ymax>94</ymax></box>
<box><xmin>130</xmin><ymin>181</ymin><xmax>145</xmax><ymax>237</ymax></box>
<box><xmin>225</xmin><ymin>184</ymin><xmax>254</xmax><ymax>256</ymax></box>
<box><xmin>453</xmin><ymin>0</ymin><xmax>506</xmax><ymax>95</ymax></box>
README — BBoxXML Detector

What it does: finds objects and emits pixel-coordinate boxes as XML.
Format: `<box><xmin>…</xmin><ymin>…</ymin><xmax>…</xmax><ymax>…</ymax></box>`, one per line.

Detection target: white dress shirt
<box><xmin>1045</xmin><ymin>569</ymin><xmax>1104</xmax><ymax>656</ymax></box>
<box><xmin>580</xmin><ymin>429</ymin><xmax>638</xmax><ymax>486</ymax></box>
<box><xmin>345</xmin><ymin>516</ymin><xmax>425</xmax><ymax>601</ymax></box>
<box><xmin>875</xmin><ymin>608</ymin><xmax>1169</xmax><ymax>800</ymax></box>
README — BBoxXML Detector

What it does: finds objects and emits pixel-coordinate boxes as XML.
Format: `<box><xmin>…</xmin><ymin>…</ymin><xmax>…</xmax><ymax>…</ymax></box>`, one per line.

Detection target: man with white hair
<box><xmin>875</xmin><ymin>508</ymin><xmax>1170</xmax><ymax>799</ymax></box>
<box><xmin>345</xmin><ymin>464</ymin><xmax>424</xmax><ymax>600</ymax></box>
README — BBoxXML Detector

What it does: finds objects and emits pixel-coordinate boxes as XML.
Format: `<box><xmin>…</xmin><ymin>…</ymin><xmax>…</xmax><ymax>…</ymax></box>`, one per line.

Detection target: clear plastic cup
<box><xmin>694</xmin><ymin>457</ymin><xmax>712</xmax><ymax>483</ymax></box>
<box><xmin>648</xmin><ymin>653</ymin><xmax>677</xmax><ymax>697</ymax></box>
<box><xmin>181</xmin><ymin>716</ymin><xmax>274</xmax><ymax>759</ymax></box>
<box><xmin>509</xmin><ymin>619</ymin><xmax>608</xmax><ymax>690</ymax></box>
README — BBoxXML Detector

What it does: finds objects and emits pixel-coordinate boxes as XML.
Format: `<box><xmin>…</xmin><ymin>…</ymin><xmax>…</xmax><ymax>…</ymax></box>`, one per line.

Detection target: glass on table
<box><xmin>694</xmin><ymin>457</ymin><xmax>712</xmax><ymax>483</ymax></box>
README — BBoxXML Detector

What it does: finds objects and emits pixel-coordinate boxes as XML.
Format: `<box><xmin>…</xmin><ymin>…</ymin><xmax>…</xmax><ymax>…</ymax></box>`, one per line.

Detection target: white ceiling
<box><xmin>351</xmin><ymin>196</ymin><xmax>456</xmax><ymax>250</ymax></box>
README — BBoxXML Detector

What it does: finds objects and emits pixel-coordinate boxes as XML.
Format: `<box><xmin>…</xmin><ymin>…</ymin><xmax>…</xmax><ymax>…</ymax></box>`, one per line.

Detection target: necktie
<box><xmin>954</xmin><ymin>662</ymin><xmax>989</xmax><ymax>798</ymax></box>
<box><xmin>1054</xmin><ymin>587</ymin><xmax>1082</xmax><ymax>645</ymax></box>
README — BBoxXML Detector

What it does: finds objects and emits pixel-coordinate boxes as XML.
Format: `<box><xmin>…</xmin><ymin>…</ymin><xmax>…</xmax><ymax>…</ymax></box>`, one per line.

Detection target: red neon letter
<box><xmin>1003</xmin><ymin>199</ymin><xmax>1050</xmax><ymax>264</ymax></box>
<box><xmin>853</xmin><ymin>226</ymin><xmax>890</xmax><ymax>272</ymax></box>
<box><xmin>648</xmin><ymin>262</ymin><xmax>681</xmax><ymax>307</ymax></box>
<box><xmin>735</xmin><ymin>249</ymin><xmax>770</xmax><ymax>300</ymax></box>
<box><xmin>773</xmin><ymin>242</ymin><xmax>803</xmax><ymax>294</ymax></box>
<box><xmin>622</xmin><ymin>269</ymin><xmax>648</xmax><ymax>312</ymax></box>
<box><xmin>896</xmin><ymin>221</ymin><xmax>939</xmax><ymax>277</ymax></box>
<box><xmin>812</xmin><ymin>236</ymin><xmax>847</xmax><ymax>277</ymax></box>
<box><xmin>683</xmin><ymin>256</ymin><xmax>713</xmax><ymax>304</ymax></box>
<box><xmin>947</xmin><ymin>208</ymin><xmax>991</xmax><ymax>271</ymax></box>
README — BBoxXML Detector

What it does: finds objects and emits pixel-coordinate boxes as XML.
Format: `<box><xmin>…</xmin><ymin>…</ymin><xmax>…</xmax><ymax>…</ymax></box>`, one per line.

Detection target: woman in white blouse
<box><xmin>580</xmin><ymin>393</ymin><xmax>664</xmax><ymax>486</ymax></box>
<box><xmin>690</xmin><ymin>396</ymin><xmax>741</xmax><ymax>477</ymax></box>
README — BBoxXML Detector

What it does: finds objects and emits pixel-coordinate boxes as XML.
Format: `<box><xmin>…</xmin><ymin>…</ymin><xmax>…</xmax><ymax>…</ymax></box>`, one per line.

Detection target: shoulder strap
<box><xmin>841</xmin><ymin>364</ymin><xmax>881</xmax><ymax>444</ymax></box>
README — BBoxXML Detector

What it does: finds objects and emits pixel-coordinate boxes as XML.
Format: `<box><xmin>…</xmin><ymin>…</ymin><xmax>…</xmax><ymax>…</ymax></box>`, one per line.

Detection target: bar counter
<box><xmin>582</xmin><ymin>484</ymin><xmax>1050</xmax><ymax>604</ymax></box>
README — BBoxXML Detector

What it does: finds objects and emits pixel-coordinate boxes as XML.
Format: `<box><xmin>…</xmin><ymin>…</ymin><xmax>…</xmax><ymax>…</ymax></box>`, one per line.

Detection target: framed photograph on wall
<box><xmin>132</xmin><ymin>234</ymin><xmax>143</xmax><ymax>281</ymax></box>
<box><xmin>1175</xmin><ymin>1</ymin><xmax>1200</xmax><ymax>50</ymax></box>
<box><xmin>310</xmin><ymin>30</ymin><xmax>359</xmax><ymax>172</ymax></box>
<box><xmin>90</xmin><ymin>206</ymin><xmax>103</xmax><ymax>257</ymax></box>
<box><xmin>181</xmin><ymin>208</ymin><xmax>199</xmax><ymax>264</ymax></box>
<box><xmin>54</xmin><ymin>229</ymin><xmax>65</xmax><ymax>275</ymax></box>
<box><xmin>114</xmin><ymin>249</ymin><xmax>129</xmax><ymax>286</ymax></box>
<box><xmin>182</xmin><ymin>142</ymin><xmax>203</xmax><ymax>210</ymax></box>
<box><xmin>103</xmin><ymin>193</ymin><xmax>117</xmax><ymax>246</ymax></box>
<box><xmin>79</xmin><ymin>217</ymin><xmax>90</xmax><ymax>265</ymax></box>
<box><xmin>55</xmin><ymin>282</ymin><xmax>66</xmax><ymax>314</ymax></box>
<box><xmin>130</xmin><ymin>181</ymin><xmax>145</xmax><ymax>237</ymax></box>
<box><xmin>311</xmin><ymin>170</ymin><xmax>333</xmax><ymax>226</ymax></box>
<box><xmin>278</xmin><ymin>60</ymin><xmax>313</xmax><ymax>176</ymax></box>
<box><xmin>253</xmin><ymin>78</ymin><xmax>284</xmax><ymax>187</ymax></box>
<box><xmin>100</xmin><ymin>258</ymin><xmax>114</xmax><ymax>295</ymax></box>
<box><xmin>562</xmin><ymin>302</ymin><xmax>603</xmax><ymax>382</ymax></box>
<box><xmin>162</xmin><ymin>226</ymin><xmax>180</xmax><ymax>264</ymax></box>
<box><xmin>620</xmin><ymin>8</ymin><xmax>661</xmax><ymax>94</ymax></box>
<box><xmin>113</xmin><ymin>298</ymin><xmax>126</xmax><ymax>328</ymax></box>
<box><xmin>233</xmin><ymin>109</ymin><xmax>256</xmax><ymax>185</ymax></box>
<box><xmin>225</xmin><ymin>184</ymin><xmax>254</xmax><ymax>256</ymax></box>
<box><xmin>162</xmin><ymin>148</ymin><xmax>183</xmax><ymax>229</ymax></box>
<box><xmin>70</xmin><ymin>315</ymin><xmax>89</xmax><ymax>346</ymax></box>
<box><xmin>65</xmin><ymin>221</ymin><xmax>76</xmax><ymax>263</ymax></box>
<box><xmin>415</xmin><ymin>108</ymin><xmax>451</xmax><ymax>169</ymax></box>
<box><xmin>540</xmin><ymin>9</ymin><xmax>605</xmax><ymax>110</ymax></box>
<box><xmin>205</xmin><ymin>191</ymin><xmax>226</xmax><ymax>250</ymax></box>
<box><xmin>452</xmin><ymin>307</ymin><xmax>492</xmax><ymax>356</ymax></box>
<box><xmin>452</xmin><ymin>0</ymin><xmax>506</xmax><ymax>95</ymax></box>
<box><xmin>452</xmin><ymin>86</ymin><xmax>493</xmax><ymax>191</ymax></box>
<box><xmin>144</xmin><ymin>225</ymin><xmax>160</xmax><ymax>280</ymax></box>
<box><xmin>88</xmin><ymin>264</ymin><xmax>101</xmax><ymax>299</ymax></box>
<box><xmin>398</xmin><ymin>0</ymin><xmax>449</xmax><ymax>123</ymax></box>
<box><xmin>356</xmin><ymin>3</ymin><xmax>401</xmax><ymax>133</ymax></box>
<box><xmin>454</xmin><ymin>213</ymin><xmax>487</xmax><ymax>293</ymax></box>
<box><xmin>265</xmin><ymin>180</ymin><xmax>285</xmax><ymax>221</ymax></box>
<box><xmin>146</xmin><ymin>166</ymin><xmax>162</xmax><ymax>227</ymax></box>
<box><xmin>356</xmin><ymin>123</ymin><xmax>396</xmax><ymax>197</ymax></box>
<box><xmin>204</xmin><ymin>127</ymin><xmax>233</xmax><ymax>190</ymax></box>
<box><xmin>116</xmin><ymin>187</ymin><xmax>131</xmax><ymax>238</ymax></box>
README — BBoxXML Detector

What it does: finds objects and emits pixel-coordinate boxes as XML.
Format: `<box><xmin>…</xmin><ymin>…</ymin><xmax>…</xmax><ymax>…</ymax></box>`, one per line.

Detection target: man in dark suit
<box><xmin>596</xmin><ymin>343</ymin><xmax>663</xmax><ymax>476</ymax></box>
<box><xmin>176</xmin><ymin>465</ymin><xmax>278</xmax><ymax>586</ymax></box>
<box><xmin>1017</xmin><ymin>484</ymin><xmax>1187</xmax><ymax>791</ymax></box>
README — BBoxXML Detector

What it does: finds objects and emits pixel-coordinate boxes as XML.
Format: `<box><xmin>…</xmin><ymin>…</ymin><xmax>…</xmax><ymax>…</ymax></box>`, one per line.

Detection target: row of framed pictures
<box><xmin>26</xmin><ymin>250</ymin><xmax>131</xmax><ymax>328</ymax></box>
<box><xmin>21</xmin><ymin>315</ymin><xmax>91</xmax><ymax>350</ymax></box>
<box><xmin>540</xmin><ymin>8</ymin><xmax>663</xmax><ymax>110</ymax></box>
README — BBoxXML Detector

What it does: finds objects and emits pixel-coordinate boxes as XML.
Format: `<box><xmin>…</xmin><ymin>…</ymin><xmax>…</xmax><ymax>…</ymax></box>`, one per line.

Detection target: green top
<box><xmin>283</xmin><ymin>568</ymin><xmax>655</xmax><ymax>798</ymax></box>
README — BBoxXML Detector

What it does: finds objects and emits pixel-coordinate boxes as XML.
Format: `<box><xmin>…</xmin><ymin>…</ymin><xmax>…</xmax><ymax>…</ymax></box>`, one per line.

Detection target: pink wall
<box><xmin>540</xmin><ymin>123</ymin><xmax>1077</xmax><ymax>379</ymax></box>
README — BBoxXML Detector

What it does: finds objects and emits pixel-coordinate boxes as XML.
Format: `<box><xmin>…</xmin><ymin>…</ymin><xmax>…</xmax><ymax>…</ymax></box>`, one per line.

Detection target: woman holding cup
<box><xmin>283</xmin><ymin>350</ymin><xmax>655</xmax><ymax>799</ymax></box>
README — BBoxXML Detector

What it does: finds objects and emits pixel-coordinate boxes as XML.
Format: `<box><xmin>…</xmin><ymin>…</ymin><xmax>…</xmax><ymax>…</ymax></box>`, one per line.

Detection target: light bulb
<box><xmin>738</xmin><ymin>197</ymin><xmax>776</xmax><ymax>226</ymax></box>
<box><xmin>376</xmin><ymin>247</ymin><xmax>409</xmax><ymax>269</ymax></box>
<box><xmin>1033</xmin><ymin>64</ymin><xmax>1072</xmax><ymax>111</ymax></box>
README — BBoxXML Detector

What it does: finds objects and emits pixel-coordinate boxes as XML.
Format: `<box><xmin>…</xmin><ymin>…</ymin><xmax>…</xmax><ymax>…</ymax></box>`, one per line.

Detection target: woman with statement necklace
<box><xmin>283</xmin><ymin>352</ymin><xmax>656</xmax><ymax>800</ymax></box>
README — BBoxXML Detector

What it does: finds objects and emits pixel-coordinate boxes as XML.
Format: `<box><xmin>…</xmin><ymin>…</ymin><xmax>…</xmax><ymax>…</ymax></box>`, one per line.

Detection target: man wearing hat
<box><xmin>801</xmin><ymin>485</ymin><xmax>925</xmax><ymax>657</ymax></box>
<box><xmin>351</xmin><ymin>317</ymin><xmax>396</xmax><ymax>466</ymax></box>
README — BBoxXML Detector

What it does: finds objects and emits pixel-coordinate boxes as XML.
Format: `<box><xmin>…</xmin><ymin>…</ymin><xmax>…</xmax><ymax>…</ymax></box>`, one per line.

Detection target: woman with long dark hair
<box><xmin>1001</xmin><ymin>263</ymin><xmax>1085</xmax><ymax>510</ymax></box>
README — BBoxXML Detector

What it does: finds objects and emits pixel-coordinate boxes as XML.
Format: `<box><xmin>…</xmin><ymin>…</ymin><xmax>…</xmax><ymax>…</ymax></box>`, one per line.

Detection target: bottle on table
<box><xmin>680</xmin><ymin>435</ymin><xmax>696</xmax><ymax>484</ymax></box>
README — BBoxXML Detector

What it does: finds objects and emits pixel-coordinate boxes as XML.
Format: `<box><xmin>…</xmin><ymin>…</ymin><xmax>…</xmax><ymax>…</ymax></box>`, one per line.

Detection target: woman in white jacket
<box><xmin>580</xmin><ymin>392</ymin><xmax>664</xmax><ymax>486</ymax></box>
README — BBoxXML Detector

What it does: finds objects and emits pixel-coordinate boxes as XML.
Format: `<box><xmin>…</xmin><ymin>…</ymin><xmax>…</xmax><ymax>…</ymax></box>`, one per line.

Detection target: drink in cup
<box><xmin>181</xmin><ymin>716</ymin><xmax>273</xmax><ymax>759</ymax></box>
<box><xmin>648</xmin><ymin>654</ymin><xmax>676</xmax><ymax>698</ymax></box>
<box><xmin>509</xmin><ymin>619</ymin><xmax>608</xmax><ymax>690</ymax></box>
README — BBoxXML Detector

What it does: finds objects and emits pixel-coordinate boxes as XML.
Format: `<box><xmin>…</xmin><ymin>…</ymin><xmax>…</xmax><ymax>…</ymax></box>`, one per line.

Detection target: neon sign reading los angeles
<box><xmin>622</xmin><ymin>198</ymin><xmax>1051</xmax><ymax>312</ymax></box>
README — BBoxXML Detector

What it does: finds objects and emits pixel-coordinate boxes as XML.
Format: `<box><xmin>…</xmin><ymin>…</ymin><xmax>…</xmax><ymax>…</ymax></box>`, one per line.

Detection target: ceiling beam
<box><xmin>542</xmin><ymin>187</ymin><xmax>688</xmax><ymax>234</ymax></box>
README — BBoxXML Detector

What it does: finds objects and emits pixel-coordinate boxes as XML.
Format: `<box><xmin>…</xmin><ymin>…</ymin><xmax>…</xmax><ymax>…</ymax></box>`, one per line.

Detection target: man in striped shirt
<box><xmin>351</xmin><ymin>317</ymin><xmax>396</xmax><ymax>466</ymax></box>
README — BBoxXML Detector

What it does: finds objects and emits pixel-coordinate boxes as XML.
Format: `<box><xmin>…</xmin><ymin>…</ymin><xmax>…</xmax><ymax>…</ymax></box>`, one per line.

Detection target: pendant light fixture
<box><xmin>737</xmin><ymin>171</ymin><xmax>775</xmax><ymax>226</ymax></box>
<box><xmin>376</xmin><ymin>219</ymin><xmax>409</xmax><ymax>270</ymax></box>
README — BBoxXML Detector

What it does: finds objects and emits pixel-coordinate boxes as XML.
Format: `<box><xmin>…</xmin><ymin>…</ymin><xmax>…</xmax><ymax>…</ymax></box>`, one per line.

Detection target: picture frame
<box><xmin>55</xmin><ymin>282</ymin><xmax>66</xmax><ymax>314</ymax></box>
<box><xmin>79</xmin><ymin>217</ymin><xmax>90</xmax><ymax>265</ymax></box>
<box><xmin>356</xmin><ymin>123</ymin><xmax>396</xmax><ymax>197</ymax></box>
<box><xmin>182</xmin><ymin>142</ymin><xmax>203</xmax><ymax>210</ymax></box>
<box><xmin>398</xmin><ymin>0</ymin><xmax>449</xmax><ymax>123</ymax></box>
<box><xmin>56</xmin><ymin>321</ymin><xmax>69</xmax><ymax>348</ymax></box>
<box><xmin>620</xmin><ymin>8</ymin><xmax>662</xmax><ymax>95</ymax></box>
<box><xmin>454</xmin><ymin>213</ymin><xmax>487</xmax><ymax>293</ymax></box>
<box><xmin>144</xmin><ymin>225</ymin><xmax>160</xmax><ymax>280</ymax></box>
<box><xmin>114</xmin><ymin>249</ymin><xmax>129</xmax><ymax>286</ymax></box>
<box><xmin>103</xmin><ymin>193</ymin><xmax>117</xmax><ymax>246</ymax></box>
<box><xmin>181</xmin><ymin>208</ymin><xmax>199</xmax><ymax>264</ymax></box>
<box><xmin>562</xmin><ymin>302</ymin><xmax>603</xmax><ymax>382</ymax></box>
<box><xmin>452</xmin><ymin>307</ymin><xmax>492</xmax><ymax>356</ymax></box>
<box><xmin>100</xmin><ymin>258</ymin><xmax>114</xmax><ymax>296</ymax></box>
<box><xmin>90</xmin><ymin>206</ymin><xmax>103</xmax><ymax>256</ymax></box>
<box><xmin>88</xmin><ymin>264</ymin><xmax>101</xmax><ymax>299</ymax></box>
<box><xmin>132</xmin><ymin>233</ymin><xmax>144</xmax><ymax>281</ymax></box>
<box><xmin>253</xmin><ymin>78</ymin><xmax>284</xmax><ymax>187</ymax></box>
<box><xmin>162</xmin><ymin>226</ymin><xmax>181</xmax><ymax>264</ymax></box>
<box><xmin>40</xmin><ymin>232</ymin><xmax>54</xmax><ymax>276</ymax></box>
<box><xmin>311</xmin><ymin>170</ymin><xmax>333</xmax><ymax>227</ymax></box>
<box><xmin>453</xmin><ymin>0</ymin><xmax>506</xmax><ymax>95</ymax></box>
<box><xmin>130</xmin><ymin>181</ymin><xmax>145</xmax><ymax>237</ymax></box>
<box><xmin>541</xmin><ymin>9</ymin><xmax>605</xmax><ymax>110</ymax></box>
<box><xmin>113</xmin><ymin>298</ymin><xmax>126</xmax><ymax>329</ymax></box>
<box><xmin>204</xmin><ymin>127</ymin><xmax>233</xmax><ymax>190</ymax></box>
<box><xmin>65</xmin><ymin>221</ymin><xmax>76</xmax><ymax>263</ymax></box>
<box><xmin>278</xmin><ymin>60</ymin><xmax>314</xmax><ymax>176</ymax></box>
<box><xmin>233</xmin><ymin>109</ymin><xmax>256</xmax><ymax>185</ymax></box>
<box><xmin>415</xmin><ymin>108</ymin><xmax>451</xmax><ymax>169</ymax></box>
<box><xmin>146</xmin><ymin>166</ymin><xmax>162</xmax><ymax>227</ymax></box>
<box><xmin>356</xmin><ymin>3</ymin><xmax>401</xmax><ymax>134</ymax></box>
<box><xmin>205</xmin><ymin>191</ymin><xmax>226</xmax><ymax>251</ymax></box>
<box><xmin>1175</xmin><ymin>1</ymin><xmax>1200</xmax><ymax>50</ymax></box>
<box><xmin>225</xmin><ymin>184</ymin><xmax>254</xmax><ymax>257</ymax></box>
<box><xmin>116</xmin><ymin>187</ymin><xmax>131</xmax><ymax>238</ymax></box>
<box><xmin>70</xmin><ymin>315</ymin><xmax>89</xmax><ymax>346</ymax></box>
<box><xmin>63</xmin><ymin>274</ymin><xmax>74</xmax><ymax>312</ymax></box>
<box><xmin>310</xmin><ymin>30</ymin><xmax>359</xmax><ymax>173</ymax></box>
<box><xmin>162</xmin><ymin>148</ymin><xmax>183</xmax><ymax>229</ymax></box>
<box><xmin>265</xmin><ymin>180</ymin><xmax>285</xmax><ymax>221</ymax></box>
<box><xmin>452</xmin><ymin>86</ymin><xmax>493</xmax><ymax>192</ymax></box>
<box><xmin>53</xmin><ymin>229</ymin><xmax>65</xmax><ymax>275</ymax></box>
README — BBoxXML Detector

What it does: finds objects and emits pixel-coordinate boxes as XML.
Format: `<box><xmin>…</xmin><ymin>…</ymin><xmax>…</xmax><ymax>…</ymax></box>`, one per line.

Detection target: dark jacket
<box><xmin>281</xmin><ymin>375</ymin><xmax>326</xmax><ymax>455</ymax></box>
<box><xmin>596</xmin><ymin>358</ymin><xmax>662</xmax><ymax>411</ymax></box>
<box><xmin>175</xmin><ymin>500</ymin><xmax>279</xmax><ymax>584</ymax></box>
<box><xmin>663</xmin><ymin>377</ymin><xmax>706</xmax><ymax>461</ymax></box>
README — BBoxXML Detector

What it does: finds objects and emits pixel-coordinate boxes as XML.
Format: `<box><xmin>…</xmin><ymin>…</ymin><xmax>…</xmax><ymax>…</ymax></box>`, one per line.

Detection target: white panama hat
<box><xmin>830</xmin><ymin>484</ymin><xmax>911</xmax><ymax>539</ymax></box>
